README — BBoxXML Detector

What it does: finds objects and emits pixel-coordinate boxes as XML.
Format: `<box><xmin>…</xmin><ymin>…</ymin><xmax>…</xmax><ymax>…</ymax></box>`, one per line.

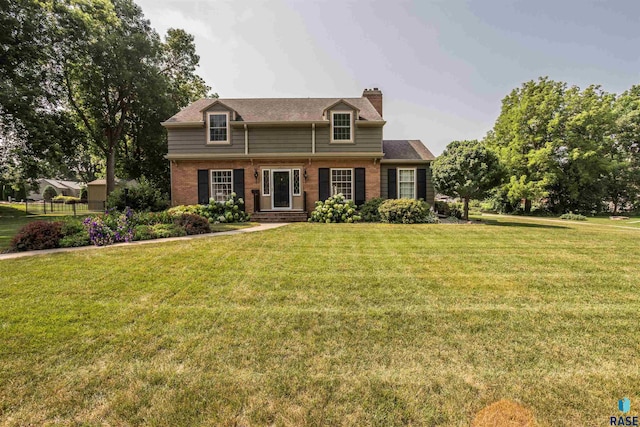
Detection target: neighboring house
<box><xmin>86</xmin><ymin>178</ymin><xmax>135</xmax><ymax>210</ymax></box>
<box><xmin>163</xmin><ymin>88</ymin><xmax>435</xmax><ymax>221</ymax></box>
<box><xmin>30</xmin><ymin>179</ymin><xmax>83</xmax><ymax>200</ymax></box>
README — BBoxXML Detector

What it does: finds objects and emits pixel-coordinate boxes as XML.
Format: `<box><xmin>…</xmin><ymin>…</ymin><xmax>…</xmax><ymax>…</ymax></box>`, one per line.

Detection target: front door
<box><xmin>272</xmin><ymin>170</ymin><xmax>291</xmax><ymax>209</ymax></box>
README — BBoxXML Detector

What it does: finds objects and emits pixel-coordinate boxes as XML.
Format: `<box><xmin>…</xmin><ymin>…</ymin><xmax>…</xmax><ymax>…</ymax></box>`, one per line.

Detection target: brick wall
<box><xmin>170</xmin><ymin>159</ymin><xmax>381</xmax><ymax>212</ymax></box>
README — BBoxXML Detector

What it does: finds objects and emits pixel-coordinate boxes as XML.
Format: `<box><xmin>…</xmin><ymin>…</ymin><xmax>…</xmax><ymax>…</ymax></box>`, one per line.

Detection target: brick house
<box><xmin>163</xmin><ymin>88</ymin><xmax>435</xmax><ymax>221</ymax></box>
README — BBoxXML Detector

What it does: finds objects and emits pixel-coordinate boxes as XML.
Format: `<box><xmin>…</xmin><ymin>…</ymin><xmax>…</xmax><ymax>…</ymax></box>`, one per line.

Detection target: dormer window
<box><xmin>207</xmin><ymin>112</ymin><xmax>229</xmax><ymax>144</ymax></box>
<box><xmin>331</xmin><ymin>112</ymin><xmax>353</xmax><ymax>142</ymax></box>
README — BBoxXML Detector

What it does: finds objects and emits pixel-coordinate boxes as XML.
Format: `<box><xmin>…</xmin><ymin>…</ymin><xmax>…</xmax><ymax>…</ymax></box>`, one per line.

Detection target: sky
<box><xmin>135</xmin><ymin>0</ymin><xmax>640</xmax><ymax>155</ymax></box>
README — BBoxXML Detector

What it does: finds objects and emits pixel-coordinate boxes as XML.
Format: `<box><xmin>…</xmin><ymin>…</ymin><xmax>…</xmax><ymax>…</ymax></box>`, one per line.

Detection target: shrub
<box><xmin>173</xmin><ymin>213</ymin><xmax>211</xmax><ymax>235</ymax></box>
<box><xmin>151</xmin><ymin>223</ymin><xmax>187</xmax><ymax>238</ymax></box>
<box><xmin>358</xmin><ymin>197</ymin><xmax>384</xmax><ymax>222</ymax></box>
<box><xmin>132</xmin><ymin>210</ymin><xmax>173</xmax><ymax>226</ymax></box>
<box><xmin>434</xmin><ymin>201</ymin><xmax>451</xmax><ymax>216</ymax></box>
<box><xmin>79</xmin><ymin>187</ymin><xmax>87</xmax><ymax>201</ymax></box>
<box><xmin>83</xmin><ymin>207</ymin><xmax>134</xmax><ymax>246</ymax></box>
<box><xmin>107</xmin><ymin>179</ymin><xmax>169</xmax><ymax>212</ymax></box>
<box><xmin>133</xmin><ymin>225</ymin><xmax>155</xmax><ymax>241</ymax></box>
<box><xmin>42</xmin><ymin>185</ymin><xmax>57</xmax><ymax>201</ymax></box>
<box><xmin>60</xmin><ymin>218</ymin><xmax>85</xmax><ymax>236</ymax></box>
<box><xmin>59</xmin><ymin>233</ymin><xmax>91</xmax><ymax>248</ymax></box>
<box><xmin>11</xmin><ymin>221</ymin><xmax>63</xmax><ymax>251</ymax></box>
<box><xmin>168</xmin><ymin>193</ymin><xmax>250</xmax><ymax>224</ymax></box>
<box><xmin>378</xmin><ymin>199</ymin><xmax>438</xmax><ymax>224</ymax></box>
<box><xmin>309</xmin><ymin>193</ymin><xmax>361</xmax><ymax>223</ymax></box>
<box><xmin>559</xmin><ymin>212</ymin><xmax>587</xmax><ymax>221</ymax></box>
<box><xmin>52</xmin><ymin>195</ymin><xmax>80</xmax><ymax>204</ymax></box>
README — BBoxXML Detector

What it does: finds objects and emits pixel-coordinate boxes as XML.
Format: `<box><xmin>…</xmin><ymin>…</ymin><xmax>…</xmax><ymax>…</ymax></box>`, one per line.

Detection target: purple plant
<box><xmin>83</xmin><ymin>216</ymin><xmax>115</xmax><ymax>246</ymax></box>
<box><xmin>83</xmin><ymin>207</ymin><xmax>134</xmax><ymax>246</ymax></box>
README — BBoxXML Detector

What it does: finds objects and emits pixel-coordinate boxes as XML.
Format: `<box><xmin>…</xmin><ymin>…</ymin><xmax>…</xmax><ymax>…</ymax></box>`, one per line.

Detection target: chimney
<box><xmin>362</xmin><ymin>87</ymin><xmax>383</xmax><ymax>118</ymax></box>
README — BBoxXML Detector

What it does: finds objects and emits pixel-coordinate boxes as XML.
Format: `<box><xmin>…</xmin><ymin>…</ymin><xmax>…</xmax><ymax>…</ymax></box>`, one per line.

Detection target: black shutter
<box><xmin>197</xmin><ymin>169</ymin><xmax>209</xmax><ymax>204</ymax></box>
<box><xmin>417</xmin><ymin>168</ymin><xmax>427</xmax><ymax>200</ymax></box>
<box><xmin>387</xmin><ymin>168</ymin><xmax>397</xmax><ymax>199</ymax></box>
<box><xmin>233</xmin><ymin>169</ymin><xmax>245</xmax><ymax>209</ymax></box>
<box><xmin>319</xmin><ymin>168</ymin><xmax>330</xmax><ymax>201</ymax></box>
<box><xmin>354</xmin><ymin>167</ymin><xmax>366</xmax><ymax>206</ymax></box>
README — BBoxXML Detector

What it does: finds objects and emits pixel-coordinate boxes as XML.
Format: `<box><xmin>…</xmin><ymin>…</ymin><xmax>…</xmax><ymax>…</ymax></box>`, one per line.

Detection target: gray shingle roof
<box><xmin>383</xmin><ymin>140</ymin><xmax>435</xmax><ymax>161</ymax></box>
<box><xmin>164</xmin><ymin>97</ymin><xmax>384</xmax><ymax>123</ymax></box>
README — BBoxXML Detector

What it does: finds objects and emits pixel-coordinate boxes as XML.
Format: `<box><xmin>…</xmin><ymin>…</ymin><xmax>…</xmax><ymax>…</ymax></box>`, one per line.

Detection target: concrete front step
<box><xmin>251</xmin><ymin>211</ymin><xmax>308</xmax><ymax>223</ymax></box>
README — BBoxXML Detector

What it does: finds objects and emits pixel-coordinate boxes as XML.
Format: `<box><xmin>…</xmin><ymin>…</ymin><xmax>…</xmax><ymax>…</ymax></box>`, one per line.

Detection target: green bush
<box><xmin>42</xmin><ymin>185</ymin><xmax>57</xmax><ymax>201</ymax></box>
<box><xmin>151</xmin><ymin>223</ymin><xmax>187</xmax><ymax>238</ymax></box>
<box><xmin>173</xmin><ymin>213</ymin><xmax>211</xmax><ymax>235</ymax></box>
<box><xmin>559</xmin><ymin>212</ymin><xmax>587</xmax><ymax>221</ymax></box>
<box><xmin>358</xmin><ymin>197</ymin><xmax>384</xmax><ymax>222</ymax></box>
<box><xmin>79</xmin><ymin>187</ymin><xmax>87</xmax><ymax>201</ymax></box>
<box><xmin>434</xmin><ymin>201</ymin><xmax>451</xmax><ymax>216</ymax></box>
<box><xmin>309</xmin><ymin>194</ymin><xmax>361</xmax><ymax>223</ymax></box>
<box><xmin>378</xmin><ymin>199</ymin><xmax>438</xmax><ymax>224</ymax></box>
<box><xmin>52</xmin><ymin>195</ymin><xmax>80</xmax><ymax>204</ymax></box>
<box><xmin>60</xmin><ymin>218</ymin><xmax>85</xmax><ymax>236</ymax></box>
<box><xmin>11</xmin><ymin>221</ymin><xmax>63</xmax><ymax>251</ymax></box>
<box><xmin>133</xmin><ymin>225</ymin><xmax>155</xmax><ymax>241</ymax></box>
<box><xmin>59</xmin><ymin>233</ymin><xmax>91</xmax><ymax>248</ymax></box>
<box><xmin>107</xmin><ymin>179</ymin><xmax>169</xmax><ymax>212</ymax></box>
<box><xmin>132</xmin><ymin>210</ymin><xmax>174</xmax><ymax>226</ymax></box>
<box><xmin>167</xmin><ymin>193</ymin><xmax>250</xmax><ymax>223</ymax></box>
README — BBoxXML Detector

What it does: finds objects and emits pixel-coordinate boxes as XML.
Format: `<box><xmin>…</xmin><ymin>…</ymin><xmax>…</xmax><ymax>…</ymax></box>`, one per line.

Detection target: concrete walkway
<box><xmin>0</xmin><ymin>223</ymin><xmax>289</xmax><ymax>261</ymax></box>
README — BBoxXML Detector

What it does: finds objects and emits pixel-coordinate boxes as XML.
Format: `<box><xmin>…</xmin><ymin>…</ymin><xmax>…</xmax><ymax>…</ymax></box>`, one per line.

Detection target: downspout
<box><xmin>244</xmin><ymin>124</ymin><xmax>248</xmax><ymax>155</ymax></box>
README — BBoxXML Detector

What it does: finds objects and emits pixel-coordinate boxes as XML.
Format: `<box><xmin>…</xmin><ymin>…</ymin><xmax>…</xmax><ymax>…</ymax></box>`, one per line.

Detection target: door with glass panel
<box><xmin>272</xmin><ymin>170</ymin><xmax>291</xmax><ymax>209</ymax></box>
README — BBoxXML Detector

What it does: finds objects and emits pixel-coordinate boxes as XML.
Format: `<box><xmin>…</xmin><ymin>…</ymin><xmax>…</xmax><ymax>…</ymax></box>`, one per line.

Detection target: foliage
<box><xmin>132</xmin><ymin>210</ymin><xmax>174</xmax><ymax>226</ymax></box>
<box><xmin>358</xmin><ymin>197</ymin><xmax>384</xmax><ymax>222</ymax></box>
<box><xmin>133</xmin><ymin>223</ymin><xmax>186</xmax><ymax>241</ymax></box>
<box><xmin>432</xmin><ymin>139</ymin><xmax>504</xmax><ymax>220</ymax></box>
<box><xmin>10</xmin><ymin>220</ymin><xmax>63</xmax><ymax>251</ymax></box>
<box><xmin>559</xmin><ymin>212</ymin><xmax>588</xmax><ymax>221</ymax></box>
<box><xmin>0</xmin><ymin>0</ymin><xmax>209</xmax><ymax>195</ymax></box>
<box><xmin>309</xmin><ymin>194</ymin><xmax>361</xmax><ymax>223</ymax></box>
<box><xmin>59</xmin><ymin>232</ymin><xmax>91</xmax><ymax>248</ymax></box>
<box><xmin>83</xmin><ymin>207</ymin><xmax>134</xmax><ymax>246</ymax></box>
<box><xmin>60</xmin><ymin>218</ymin><xmax>85</xmax><ymax>236</ymax></box>
<box><xmin>42</xmin><ymin>185</ymin><xmax>58</xmax><ymax>201</ymax></box>
<box><xmin>79</xmin><ymin>187</ymin><xmax>88</xmax><ymax>201</ymax></box>
<box><xmin>168</xmin><ymin>193</ymin><xmax>250</xmax><ymax>223</ymax></box>
<box><xmin>106</xmin><ymin>180</ymin><xmax>169</xmax><ymax>212</ymax></box>
<box><xmin>378</xmin><ymin>199</ymin><xmax>437</xmax><ymax>224</ymax></box>
<box><xmin>52</xmin><ymin>195</ymin><xmax>81</xmax><ymax>204</ymax></box>
<box><xmin>173</xmin><ymin>213</ymin><xmax>211</xmax><ymax>235</ymax></box>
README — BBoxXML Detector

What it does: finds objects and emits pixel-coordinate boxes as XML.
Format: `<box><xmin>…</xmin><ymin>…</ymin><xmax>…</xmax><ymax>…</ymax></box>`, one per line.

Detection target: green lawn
<box><xmin>1</xmin><ymin>219</ymin><xmax>639</xmax><ymax>425</ymax></box>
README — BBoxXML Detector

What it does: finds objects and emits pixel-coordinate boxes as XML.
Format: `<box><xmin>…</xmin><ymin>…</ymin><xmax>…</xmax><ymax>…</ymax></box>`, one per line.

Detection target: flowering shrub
<box><xmin>173</xmin><ymin>213</ymin><xmax>211</xmax><ymax>235</ymax></box>
<box><xmin>10</xmin><ymin>221</ymin><xmax>63</xmax><ymax>251</ymax></box>
<box><xmin>309</xmin><ymin>194</ymin><xmax>361</xmax><ymax>223</ymax></box>
<box><xmin>83</xmin><ymin>207</ymin><xmax>134</xmax><ymax>246</ymax></box>
<box><xmin>378</xmin><ymin>199</ymin><xmax>438</xmax><ymax>224</ymax></box>
<box><xmin>168</xmin><ymin>193</ymin><xmax>250</xmax><ymax>223</ymax></box>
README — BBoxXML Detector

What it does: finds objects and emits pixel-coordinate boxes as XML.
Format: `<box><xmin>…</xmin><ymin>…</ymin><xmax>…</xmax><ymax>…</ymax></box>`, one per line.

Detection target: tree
<box><xmin>432</xmin><ymin>140</ymin><xmax>504</xmax><ymax>220</ymax></box>
<box><xmin>42</xmin><ymin>185</ymin><xmax>57</xmax><ymax>201</ymax></box>
<box><xmin>486</xmin><ymin>77</ymin><xmax>566</xmax><ymax>213</ymax></box>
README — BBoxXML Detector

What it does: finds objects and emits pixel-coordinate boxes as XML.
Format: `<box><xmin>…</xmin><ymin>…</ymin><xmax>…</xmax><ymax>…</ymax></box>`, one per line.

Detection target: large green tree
<box><xmin>0</xmin><ymin>0</ymin><xmax>209</xmax><ymax>195</ymax></box>
<box><xmin>486</xmin><ymin>77</ymin><xmax>566</xmax><ymax>213</ymax></box>
<box><xmin>432</xmin><ymin>140</ymin><xmax>504</xmax><ymax>220</ymax></box>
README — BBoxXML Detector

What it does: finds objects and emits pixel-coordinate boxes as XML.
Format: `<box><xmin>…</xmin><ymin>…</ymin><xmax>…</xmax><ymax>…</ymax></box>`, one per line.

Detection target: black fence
<box><xmin>24</xmin><ymin>200</ymin><xmax>106</xmax><ymax>216</ymax></box>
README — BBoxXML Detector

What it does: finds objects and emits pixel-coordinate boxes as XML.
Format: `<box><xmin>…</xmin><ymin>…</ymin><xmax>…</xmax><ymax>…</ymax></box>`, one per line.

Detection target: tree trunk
<box><xmin>106</xmin><ymin>144</ymin><xmax>116</xmax><ymax>196</ymax></box>
<box><xmin>464</xmin><ymin>197</ymin><xmax>469</xmax><ymax>220</ymax></box>
<box><xmin>524</xmin><ymin>198</ymin><xmax>532</xmax><ymax>214</ymax></box>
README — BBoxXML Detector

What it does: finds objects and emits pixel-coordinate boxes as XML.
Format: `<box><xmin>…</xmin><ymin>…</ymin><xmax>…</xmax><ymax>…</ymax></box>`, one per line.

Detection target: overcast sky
<box><xmin>135</xmin><ymin>0</ymin><xmax>640</xmax><ymax>155</ymax></box>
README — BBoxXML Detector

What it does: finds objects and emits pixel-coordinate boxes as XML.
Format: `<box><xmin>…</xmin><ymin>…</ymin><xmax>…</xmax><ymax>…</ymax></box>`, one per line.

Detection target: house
<box><xmin>29</xmin><ymin>179</ymin><xmax>83</xmax><ymax>201</ymax></box>
<box><xmin>86</xmin><ymin>178</ymin><xmax>136</xmax><ymax>210</ymax></box>
<box><xmin>162</xmin><ymin>88</ymin><xmax>435</xmax><ymax>221</ymax></box>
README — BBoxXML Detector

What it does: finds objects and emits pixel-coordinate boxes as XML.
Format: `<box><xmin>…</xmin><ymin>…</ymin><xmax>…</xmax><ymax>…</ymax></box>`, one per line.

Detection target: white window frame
<box><xmin>398</xmin><ymin>168</ymin><xmax>417</xmax><ymax>199</ymax></box>
<box><xmin>292</xmin><ymin>168</ymin><xmax>301</xmax><ymax>196</ymax></box>
<box><xmin>330</xmin><ymin>168</ymin><xmax>354</xmax><ymax>201</ymax></box>
<box><xmin>210</xmin><ymin>169</ymin><xmax>233</xmax><ymax>202</ymax></box>
<box><xmin>330</xmin><ymin>111</ymin><xmax>353</xmax><ymax>143</ymax></box>
<box><xmin>262</xmin><ymin>169</ymin><xmax>271</xmax><ymax>196</ymax></box>
<box><xmin>206</xmin><ymin>112</ymin><xmax>230</xmax><ymax>144</ymax></box>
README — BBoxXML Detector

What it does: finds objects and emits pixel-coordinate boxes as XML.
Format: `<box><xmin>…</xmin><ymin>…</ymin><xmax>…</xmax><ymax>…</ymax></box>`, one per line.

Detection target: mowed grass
<box><xmin>1</xmin><ymin>219</ymin><xmax>639</xmax><ymax>426</ymax></box>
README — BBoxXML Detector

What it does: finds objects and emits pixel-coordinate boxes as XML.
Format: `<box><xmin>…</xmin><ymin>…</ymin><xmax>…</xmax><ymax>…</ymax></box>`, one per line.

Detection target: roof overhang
<box><xmin>166</xmin><ymin>152</ymin><xmax>385</xmax><ymax>161</ymax></box>
<box><xmin>161</xmin><ymin>121</ymin><xmax>204</xmax><ymax>128</ymax></box>
<box><xmin>380</xmin><ymin>158</ymin><xmax>432</xmax><ymax>164</ymax></box>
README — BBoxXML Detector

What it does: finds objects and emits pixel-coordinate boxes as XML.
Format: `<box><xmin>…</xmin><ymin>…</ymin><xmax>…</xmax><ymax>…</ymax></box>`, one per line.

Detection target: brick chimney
<box><xmin>362</xmin><ymin>88</ymin><xmax>382</xmax><ymax>118</ymax></box>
